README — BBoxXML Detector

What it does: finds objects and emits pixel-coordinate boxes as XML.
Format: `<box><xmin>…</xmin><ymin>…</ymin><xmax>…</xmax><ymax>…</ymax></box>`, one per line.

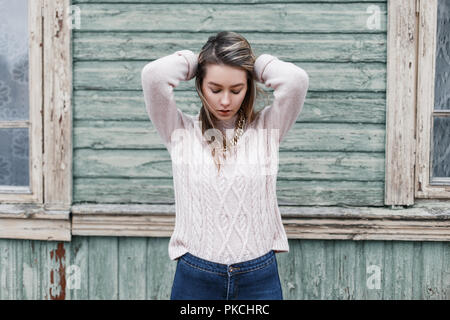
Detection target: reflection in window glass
<box><xmin>0</xmin><ymin>0</ymin><xmax>29</xmax><ymax>121</ymax></box>
<box><xmin>0</xmin><ymin>128</ymin><xmax>29</xmax><ymax>186</ymax></box>
<box><xmin>431</xmin><ymin>117</ymin><xmax>450</xmax><ymax>179</ymax></box>
<box><xmin>434</xmin><ymin>0</ymin><xmax>450</xmax><ymax>110</ymax></box>
<box><xmin>431</xmin><ymin>1</ymin><xmax>450</xmax><ymax>182</ymax></box>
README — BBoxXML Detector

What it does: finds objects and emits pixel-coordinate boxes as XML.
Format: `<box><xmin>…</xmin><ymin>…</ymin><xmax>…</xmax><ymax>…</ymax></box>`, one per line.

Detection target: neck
<box><xmin>215</xmin><ymin>111</ymin><xmax>239</xmax><ymax>132</ymax></box>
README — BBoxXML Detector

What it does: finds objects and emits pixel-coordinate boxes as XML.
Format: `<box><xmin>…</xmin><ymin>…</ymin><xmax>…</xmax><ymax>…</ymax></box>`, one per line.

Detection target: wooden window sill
<box><xmin>70</xmin><ymin>200</ymin><xmax>450</xmax><ymax>241</ymax></box>
<box><xmin>0</xmin><ymin>204</ymin><xmax>71</xmax><ymax>241</ymax></box>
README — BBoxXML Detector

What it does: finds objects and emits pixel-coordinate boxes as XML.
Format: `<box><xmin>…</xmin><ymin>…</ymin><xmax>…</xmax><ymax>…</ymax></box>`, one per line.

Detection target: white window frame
<box><xmin>385</xmin><ymin>0</ymin><xmax>450</xmax><ymax>202</ymax></box>
<box><xmin>0</xmin><ymin>0</ymin><xmax>72</xmax><ymax>241</ymax></box>
<box><xmin>415</xmin><ymin>0</ymin><xmax>450</xmax><ymax>199</ymax></box>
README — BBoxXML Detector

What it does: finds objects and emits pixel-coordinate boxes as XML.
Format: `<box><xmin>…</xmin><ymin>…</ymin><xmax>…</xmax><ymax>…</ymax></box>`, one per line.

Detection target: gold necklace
<box><xmin>222</xmin><ymin>108</ymin><xmax>246</xmax><ymax>153</ymax></box>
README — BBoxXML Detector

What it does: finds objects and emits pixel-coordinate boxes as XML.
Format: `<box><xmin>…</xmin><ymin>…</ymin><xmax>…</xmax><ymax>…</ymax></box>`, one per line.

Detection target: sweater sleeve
<box><xmin>141</xmin><ymin>50</ymin><xmax>198</xmax><ymax>150</ymax></box>
<box><xmin>253</xmin><ymin>54</ymin><xmax>309</xmax><ymax>143</ymax></box>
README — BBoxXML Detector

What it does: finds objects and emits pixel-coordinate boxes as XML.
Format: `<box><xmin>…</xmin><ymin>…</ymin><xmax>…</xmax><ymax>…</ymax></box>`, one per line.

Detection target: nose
<box><xmin>220</xmin><ymin>92</ymin><xmax>231</xmax><ymax>106</ymax></box>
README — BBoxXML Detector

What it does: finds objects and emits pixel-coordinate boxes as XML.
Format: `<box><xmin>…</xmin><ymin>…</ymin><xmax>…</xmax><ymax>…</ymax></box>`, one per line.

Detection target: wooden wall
<box><xmin>0</xmin><ymin>237</ymin><xmax>448</xmax><ymax>299</ymax></box>
<box><xmin>72</xmin><ymin>0</ymin><xmax>387</xmax><ymax>206</ymax></box>
<box><xmin>3</xmin><ymin>0</ymin><xmax>447</xmax><ymax>301</ymax></box>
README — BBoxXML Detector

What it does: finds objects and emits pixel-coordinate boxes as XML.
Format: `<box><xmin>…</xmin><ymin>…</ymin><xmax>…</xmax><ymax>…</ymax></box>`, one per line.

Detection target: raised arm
<box><xmin>141</xmin><ymin>50</ymin><xmax>198</xmax><ymax>150</ymax></box>
<box><xmin>253</xmin><ymin>54</ymin><xmax>309</xmax><ymax>143</ymax></box>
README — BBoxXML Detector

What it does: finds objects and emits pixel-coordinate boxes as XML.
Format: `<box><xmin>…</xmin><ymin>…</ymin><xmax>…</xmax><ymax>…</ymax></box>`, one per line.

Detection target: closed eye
<box><xmin>211</xmin><ymin>89</ymin><xmax>241</xmax><ymax>94</ymax></box>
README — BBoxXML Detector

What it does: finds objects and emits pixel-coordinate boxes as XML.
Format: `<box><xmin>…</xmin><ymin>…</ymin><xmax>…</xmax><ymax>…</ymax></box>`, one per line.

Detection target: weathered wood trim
<box><xmin>42</xmin><ymin>0</ymin><xmax>73</xmax><ymax>210</ymax></box>
<box><xmin>71</xmin><ymin>0</ymin><xmax>390</xmax><ymax>3</ymax></box>
<box><xmin>0</xmin><ymin>204</ymin><xmax>71</xmax><ymax>241</ymax></box>
<box><xmin>0</xmin><ymin>1</ymin><xmax>72</xmax><ymax>240</ymax></box>
<box><xmin>71</xmin><ymin>202</ymin><xmax>450</xmax><ymax>241</ymax></box>
<box><xmin>415</xmin><ymin>0</ymin><xmax>450</xmax><ymax>199</ymax></box>
<box><xmin>29</xmin><ymin>0</ymin><xmax>44</xmax><ymax>204</ymax></box>
<box><xmin>384</xmin><ymin>0</ymin><xmax>418</xmax><ymax>206</ymax></box>
<box><xmin>0</xmin><ymin>0</ymin><xmax>44</xmax><ymax>203</ymax></box>
<box><xmin>0</xmin><ymin>218</ymin><xmax>71</xmax><ymax>241</ymax></box>
<box><xmin>0</xmin><ymin>204</ymin><xmax>70</xmax><ymax>220</ymax></box>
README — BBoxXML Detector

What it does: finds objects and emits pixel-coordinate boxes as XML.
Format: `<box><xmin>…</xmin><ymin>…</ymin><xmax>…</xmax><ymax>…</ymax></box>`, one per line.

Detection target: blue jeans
<box><xmin>170</xmin><ymin>250</ymin><xmax>283</xmax><ymax>300</ymax></box>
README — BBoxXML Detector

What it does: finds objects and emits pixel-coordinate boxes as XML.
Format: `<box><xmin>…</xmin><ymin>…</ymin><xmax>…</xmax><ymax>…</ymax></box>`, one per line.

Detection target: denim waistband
<box><xmin>180</xmin><ymin>250</ymin><xmax>275</xmax><ymax>275</ymax></box>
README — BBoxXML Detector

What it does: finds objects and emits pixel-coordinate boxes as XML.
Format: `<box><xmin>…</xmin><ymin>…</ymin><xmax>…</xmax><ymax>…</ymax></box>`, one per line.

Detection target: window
<box><xmin>0</xmin><ymin>0</ymin><xmax>72</xmax><ymax>241</ymax></box>
<box><xmin>0</xmin><ymin>0</ymin><xmax>42</xmax><ymax>203</ymax></box>
<box><xmin>416</xmin><ymin>0</ymin><xmax>450</xmax><ymax>198</ymax></box>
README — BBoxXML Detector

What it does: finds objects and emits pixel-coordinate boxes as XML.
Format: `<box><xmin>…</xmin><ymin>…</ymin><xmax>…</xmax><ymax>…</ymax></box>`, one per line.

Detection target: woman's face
<box><xmin>201</xmin><ymin>64</ymin><xmax>248</xmax><ymax>121</ymax></box>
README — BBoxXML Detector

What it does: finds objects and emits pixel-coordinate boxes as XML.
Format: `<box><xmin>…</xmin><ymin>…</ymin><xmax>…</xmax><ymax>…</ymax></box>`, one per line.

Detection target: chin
<box><xmin>215</xmin><ymin>111</ymin><xmax>237</xmax><ymax>119</ymax></box>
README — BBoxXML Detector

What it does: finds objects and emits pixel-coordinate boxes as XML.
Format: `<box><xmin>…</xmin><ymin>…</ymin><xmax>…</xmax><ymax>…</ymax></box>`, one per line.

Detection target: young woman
<box><xmin>141</xmin><ymin>31</ymin><xmax>309</xmax><ymax>300</ymax></box>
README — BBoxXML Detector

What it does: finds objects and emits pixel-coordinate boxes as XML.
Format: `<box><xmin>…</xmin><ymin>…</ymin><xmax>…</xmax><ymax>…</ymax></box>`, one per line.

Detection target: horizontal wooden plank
<box><xmin>71</xmin><ymin>203</ymin><xmax>177</xmax><ymax>215</ymax></box>
<box><xmin>73</xmin><ymin>178</ymin><xmax>384</xmax><ymax>206</ymax></box>
<box><xmin>73</xmin><ymin>149</ymin><xmax>385</xmax><ymax>181</ymax></box>
<box><xmin>71</xmin><ymin>200</ymin><xmax>450</xmax><ymax>220</ymax></box>
<box><xmin>74</xmin><ymin>61</ymin><xmax>386</xmax><ymax>92</ymax></box>
<box><xmin>71</xmin><ymin>3</ymin><xmax>386</xmax><ymax>33</ymax></box>
<box><xmin>282</xmin><ymin>200</ymin><xmax>450</xmax><ymax>219</ymax></box>
<box><xmin>73</xmin><ymin>32</ymin><xmax>386</xmax><ymax>62</ymax></box>
<box><xmin>73</xmin><ymin>0</ymin><xmax>386</xmax><ymax>3</ymax></box>
<box><xmin>0</xmin><ymin>218</ymin><xmax>71</xmax><ymax>241</ymax></box>
<box><xmin>276</xmin><ymin>179</ymin><xmax>384</xmax><ymax>205</ymax></box>
<box><xmin>71</xmin><ymin>213</ymin><xmax>450</xmax><ymax>241</ymax></box>
<box><xmin>74</xmin><ymin>90</ymin><xmax>386</xmax><ymax>123</ymax></box>
<box><xmin>70</xmin><ymin>202</ymin><xmax>450</xmax><ymax>240</ymax></box>
<box><xmin>73</xmin><ymin>121</ymin><xmax>386</xmax><ymax>152</ymax></box>
<box><xmin>285</xmin><ymin>223</ymin><xmax>450</xmax><ymax>241</ymax></box>
<box><xmin>73</xmin><ymin>178</ymin><xmax>176</xmax><ymax>204</ymax></box>
<box><xmin>0</xmin><ymin>204</ymin><xmax>70</xmax><ymax>220</ymax></box>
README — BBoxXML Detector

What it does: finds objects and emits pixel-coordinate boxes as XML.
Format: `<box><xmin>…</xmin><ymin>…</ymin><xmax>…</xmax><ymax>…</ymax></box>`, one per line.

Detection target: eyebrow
<box><xmin>207</xmin><ymin>81</ymin><xmax>245</xmax><ymax>88</ymax></box>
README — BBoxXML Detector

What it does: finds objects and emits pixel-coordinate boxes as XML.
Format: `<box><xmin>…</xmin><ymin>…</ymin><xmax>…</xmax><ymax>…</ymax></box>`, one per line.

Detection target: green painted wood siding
<box><xmin>0</xmin><ymin>237</ymin><xmax>448</xmax><ymax>300</ymax></box>
<box><xmin>71</xmin><ymin>0</ymin><xmax>387</xmax><ymax>206</ymax></box>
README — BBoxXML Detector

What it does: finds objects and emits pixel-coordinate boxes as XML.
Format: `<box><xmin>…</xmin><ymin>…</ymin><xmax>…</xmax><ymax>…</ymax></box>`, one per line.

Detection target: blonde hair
<box><xmin>194</xmin><ymin>31</ymin><xmax>268</xmax><ymax>172</ymax></box>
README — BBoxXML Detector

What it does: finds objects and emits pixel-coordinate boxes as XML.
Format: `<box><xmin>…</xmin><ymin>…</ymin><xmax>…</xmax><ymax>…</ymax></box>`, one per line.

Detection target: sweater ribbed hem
<box><xmin>169</xmin><ymin>245</ymin><xmax>189</xmax><ymax>261</ymax></box>
<box><xmin>272</xmin><ymin>238</ymin><xmax>290</xmax><ymax>254</ymax></box>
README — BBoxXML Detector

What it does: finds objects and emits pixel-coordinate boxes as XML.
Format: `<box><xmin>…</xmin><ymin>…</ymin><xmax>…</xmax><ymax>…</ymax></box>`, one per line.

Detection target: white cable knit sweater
<box><xmin>141</xmin><ymin>50</ymin><xmax>309</xmax><ymax>264</ymax></box>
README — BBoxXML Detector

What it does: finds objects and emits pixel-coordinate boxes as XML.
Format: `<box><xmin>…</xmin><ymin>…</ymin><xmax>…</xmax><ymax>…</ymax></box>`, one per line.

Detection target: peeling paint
<box><xmin>49</xmin><ymin>242</ymin><xmax>66</xmax><ymax>300</ymax></box>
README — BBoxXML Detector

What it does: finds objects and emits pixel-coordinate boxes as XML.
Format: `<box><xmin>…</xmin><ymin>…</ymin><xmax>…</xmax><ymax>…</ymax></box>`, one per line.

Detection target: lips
<box><xmin>218</xmin><ymin>110</ymin><xmax>231</xmax><ymax>115</ymax></box>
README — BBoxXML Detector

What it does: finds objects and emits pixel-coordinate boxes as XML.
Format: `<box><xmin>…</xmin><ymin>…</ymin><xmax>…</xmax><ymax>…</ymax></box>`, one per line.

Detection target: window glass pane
<box><xmin>0</xmin><ymin>0</ymin><xmax>29</xmax><ymax>121</ymax></box>
<box><xmin>431</xmin><ymin>117</ymin><xmax>450</xmax><ymax>179</ymax></box>
<box><xmin>0</xmin><ymin>128</ymin><xmax>29</xmax><ymax>186</ymax></box>
<box><xmin>434</xmin><ymin>0</ymin><xmax>450</xmax><ymax>110</ymax></box>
